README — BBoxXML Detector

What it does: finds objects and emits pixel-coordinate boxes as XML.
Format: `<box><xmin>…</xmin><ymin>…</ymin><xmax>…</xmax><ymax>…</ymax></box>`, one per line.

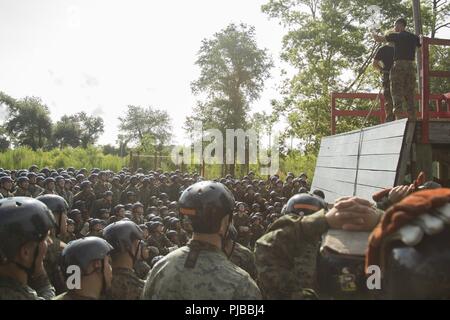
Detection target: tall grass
<box><xmin>0</xmin><ymin>146</ymin><xmax>128</xmax><ymax>171</ymax></box>
<box><xmin>0</xmin><ymin>147</ymin><xmax>316</xmax><ymax>181</ymax></box>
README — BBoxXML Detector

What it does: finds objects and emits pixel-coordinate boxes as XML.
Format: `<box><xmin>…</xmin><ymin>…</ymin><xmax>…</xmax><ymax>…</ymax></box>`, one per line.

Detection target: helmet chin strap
<box><xmin>128</xmin><ymin>241</ymin><xmax>141</xmax><ymax>267</ymax></box>
<box><xmin>14</xmin><ymin>242</ymin><xmax>40</xmax><ymax>279</ymax></box>
<box><xmin>221</xmin><ymin>215</ymin><xmax>233</xmax><ymax>258</ymax></box>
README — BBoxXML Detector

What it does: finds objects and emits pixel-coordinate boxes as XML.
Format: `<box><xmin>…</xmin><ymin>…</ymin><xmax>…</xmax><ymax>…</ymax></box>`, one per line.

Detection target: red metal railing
<box><xmin>421</xmin><ymin>36</ymin><xmax>450</xmax><ymax>143</ymax></box>
<box><xmin>331</xmin><ymin>36</ymin><xmax>450</xmax><ymax>140</ymax></box>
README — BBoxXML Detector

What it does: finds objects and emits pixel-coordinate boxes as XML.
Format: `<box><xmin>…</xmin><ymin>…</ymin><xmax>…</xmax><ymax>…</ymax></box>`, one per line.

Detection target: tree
<box><xmin>53</xmin><ymin>115</ymin><xmax>82</xmax><ymax>148</ymax></box>
<box><xmin>428</xmin><ymin>0</ymin><xmax>450</xmax><ymax>38</ymax></box>
<box><xmin>188</xmin><ymin>23</ymin><xmax>273</xmax><ymax>175</ymax></box>
<box><xmin>75</xmin><ymin>112</ymin><xmax>104</xmax><ymax>148</ymax></box>
<box><xmin>0</xmin><ymin>127</ymin><xmax>9</xmax><ymax>152</ymax></box>
<box><xmin>118</xmin><ymin>105</ymin><xmax>172</xmax><ymax>152</ymax></box>
<box><xmin>52</xmin><ymin>112</ymin><xmax>104</xmax><ymax>149</ymax></box>
<box><xmin>4</xmin><ymin>96</ymin><xmax>53</xmax><ymax>150</ymax></box>
<box><xmin>261</xmin><ymin>0</ymin><xmax>447</xmax><ymax>153</ymax></box>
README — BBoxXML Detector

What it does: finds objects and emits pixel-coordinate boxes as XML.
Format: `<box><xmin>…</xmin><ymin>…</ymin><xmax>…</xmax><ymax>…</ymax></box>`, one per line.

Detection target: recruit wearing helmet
<box><xmin>102</xmin><ymin>220</ymin><xmax>144</xmax><ymax>264</ymax></box>
<box><xmin>0</xmin><ymin>197</ymin><xmax>56</xmax><ymax>275</ymax></box>
<box><xmin>61</xmin><ymin>236</ymin><xmax>113</xmax><ymax>276</ymax></box>
<box><xmin>178</xmin><ymin>181</ymin><xmax>235</xmax><ymax>234</ymax></box>
<box><xmin>36</xmin><ymin>194</ymin><xmax>69</xmax><ymax>236</ymax></box>
<box><xmin>285</xmin><ymin>193</ymin><xmax>327</xmax><ymax>216</ymax></box>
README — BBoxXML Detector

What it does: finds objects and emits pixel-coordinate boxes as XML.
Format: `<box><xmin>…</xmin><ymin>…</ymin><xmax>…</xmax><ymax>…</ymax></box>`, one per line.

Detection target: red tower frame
<box><xmin>331</xmin><ymin>36</ymin><xmax>450</xmax><ymax>142</ymax></box>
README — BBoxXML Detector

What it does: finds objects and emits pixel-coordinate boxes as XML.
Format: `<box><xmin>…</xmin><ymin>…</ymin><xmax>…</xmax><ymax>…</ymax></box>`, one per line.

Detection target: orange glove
<box><xmin>366</xmin><ymin>188</ymin><xmax>450</xmax><ymax>273</ymax></box>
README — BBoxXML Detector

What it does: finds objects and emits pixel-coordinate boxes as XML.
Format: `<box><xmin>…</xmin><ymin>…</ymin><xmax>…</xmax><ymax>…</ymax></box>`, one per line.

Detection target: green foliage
<box><xmin>0</xmin><ymin>147</ymin><xmax>127</xmax><ymax>171</ymax></box>
<box><xmin>119</xmin><ymin>105</ymin><xmax>172</xmax><ymax>149</ymax></box>
<box><xmin>188</xmin><ymin>23</ymin><xmax>274</xmax><ymax>176</ymax></box>
<box><xmin>3</xmin><ymin>96</ymin><xmax>53</xmax><ymax>150</ymax></box>
<box><xmin>262</xmin><ymin>0</ymin><xmax>450</xmax><ymax>154</ymax></box>
<box><xmin>190</xmin><ymin>23</ymin><xmax>273</xmax><ymax>131</ymax></box>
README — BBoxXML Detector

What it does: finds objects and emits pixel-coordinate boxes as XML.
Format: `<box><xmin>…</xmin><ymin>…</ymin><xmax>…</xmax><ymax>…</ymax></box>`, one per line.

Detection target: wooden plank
<box><xmin>313</xmin><ymin>168</ymin><xmax>396</xmax><ymax>188</ymax></box>
<box><xmin>396</xmin><ymin>121</ymin><xmax>416</xmax><ymax>185</ymax></box>
<box><xmin>357</xmin><ymin>170</ymin><xmax>396</xmax><ymax>188</ymax></box>
<box><xmin>355</xmin><ymin>184</ymin><xmax>385</xmax><ymax>201</ymax></box>
<box><xmin>429</xmin><ymin>122</ymin><xmax>450</xmax><ymax>144</ymax></box>
<box><xmin>311</xmin><ymin>175</ymin><xmax>355</xmax><ymax>197</ymax></box>
<box><xmin>319</xmin><ymin>136</ymin><xmax>404</xmax><ymax>157</ymax></box>
<box><xmin>320</xmin><ymin>119</ymin><xmax>407</xmax><ymax>148</ymax></box>
<box><xmin>316</xmin><ymin>154</ymin><xmax>400</xmax><ymax>171</ymax></box>
<box><xmin>309</xmin><ymin>187</ymin><xmax>347</xmax><ymax>204</ymax></box>
<box><xmin>311</xmin><ymin>177</ymin><xmax>386</xmax><ymax>203</ymax></box>
<box><xmin>313</xmin><ymin>120</ymin><xmax>408</xmax><ymax>204</ymax></box>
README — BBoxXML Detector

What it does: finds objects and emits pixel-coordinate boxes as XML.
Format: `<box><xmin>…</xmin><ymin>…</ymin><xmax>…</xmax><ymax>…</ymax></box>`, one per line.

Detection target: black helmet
<box><xmin>80</xmin><ymin>180</ymin><xmax>92</xmax><ymax>190</ymax></box>
<box><xmin>0</xmin><ymin>197</ymin><xmax>56</xmax><ymax>263</ymax></box>
<box><xmin>150</xmin><ymin>255</ymin><xmax>164</xmax><ymax>268</ymax></box>
<box><xmin>102</xmin><ymin>220</ymin><xmax>143</xmax><ymax>252</ymax></box>
<box><xmin>27</xmin><ymin>172</ymin><xmax>37</xmax><ymax>179</ymax></box>
<box><xmin>61</xmin><ymin>236</ymin><xmax>113</xmax><ymax>274</ymax></box>
<box><xmin>37</xmin><ymin>194</ymin><xmax>69</xmax><ymax>234</ymax></box>
<box><xmin>312</xmin><ymin>189</ymin><xmax>326</xmax><ymax>200</ymax></box>
<box><xmin>285</xmin><ymin>193</ymin><xmax>326</xmax><ymax>216</ymax></box>
<box><xmin>17</xmin><ymin>176</ymin><xmax>29</xmax><ymax>184</ymax></box>
<box><xmin>44</xmin><ymin>177</ymin><xmax>55</xmax><ymax>185</ymax></box>
<box><xmin>67</xmin><ymin>218</ymin><xmax>75</xmax><ymax>226</ymax></box>
<box><xmin>179</xmin><ymin>181</ymin><xmax>235</xmax><ymax>234</ymax></box>
<box><xmin>0</xmin><ymin>176</ymin><xmax>13</xmax><ymax>184</ymax></box>
<box><xmin>103</xmin><ymin>190</ymin><xmax>113</xmax><ymax>198</ymax></box>
<box><xmin>36</xmin><ymin>194</ymin><xmax>69</xmax><ymax>215</ymax></box>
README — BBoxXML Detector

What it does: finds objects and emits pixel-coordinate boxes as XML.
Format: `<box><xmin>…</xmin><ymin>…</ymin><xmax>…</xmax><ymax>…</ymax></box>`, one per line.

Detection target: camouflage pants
<box><xmin>390</xmin><ymin>60</ymin><xmax>417</xmax><ymax>120</ymax></box>
<box><xmin>382</xmin><ymin>72</ymin><xmax>394</xmax><ymax>122</ymax></box>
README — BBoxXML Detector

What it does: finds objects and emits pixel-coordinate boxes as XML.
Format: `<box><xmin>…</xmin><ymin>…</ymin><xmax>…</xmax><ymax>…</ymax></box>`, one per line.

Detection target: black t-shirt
<box><xmin>374</xmin><ymin>45</ymin><xmax>394</xmax><ymax>71</ymax></box>
<box><xmin>385</xmin><ymin>31</ymin><xmax>421</xmax><ymax>61</ymax></box>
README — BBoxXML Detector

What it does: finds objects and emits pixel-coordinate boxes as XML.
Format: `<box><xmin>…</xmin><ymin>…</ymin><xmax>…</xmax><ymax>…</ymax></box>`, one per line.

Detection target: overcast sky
<box><xmin>0</xmin><ymin>0</ymin><xmax>289</xmax><ymax>146</ymax></box>
<box><xmin>1</xmin><ymin>1</ymin><xmax>448</xmax><ymax>146</ymax></box>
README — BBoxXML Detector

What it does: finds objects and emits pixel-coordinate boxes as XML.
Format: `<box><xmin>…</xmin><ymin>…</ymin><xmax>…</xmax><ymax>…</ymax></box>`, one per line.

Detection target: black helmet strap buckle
<box><xmin>184</xmin><ymin>245</ymin><xmax>201</xmax><ymax>269</ymax></box>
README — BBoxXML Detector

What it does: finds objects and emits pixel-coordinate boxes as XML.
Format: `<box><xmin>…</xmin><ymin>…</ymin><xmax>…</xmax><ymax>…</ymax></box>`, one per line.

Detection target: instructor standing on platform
<box><xmin>373</xmin><ymin>18</ymin><xmax>421</xmax><ymax>121</ymax></box>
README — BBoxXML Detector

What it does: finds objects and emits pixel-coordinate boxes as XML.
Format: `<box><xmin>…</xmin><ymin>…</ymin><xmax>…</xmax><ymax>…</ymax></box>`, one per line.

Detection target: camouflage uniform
<box><xmin>65</xmin><ymin>190</ymin><xmax>74</xmax><ymax>208</ymax></box>
<box><xmin>142</xmin><ymin>240</ymin><xmax>262</xmax><ymax>300</ymax></box>
<box><xmin>233</xmin><ymin>212</ymin><xmax>251</xmax><ymax>247</ymax></box>
<box><xmin>60</xmin><ymin>232</ymin><xmax>77</xmax><ymax>244</ymax></box>
<box><xmin>134</xmin><ymin>260</ymin><xmax>151</xmax><ymax>280</ymax></box>
<box><xmin>73</xmin><ymin>191</ymin><xmax>96</xmax><ymax>213</ymax></box>
<box><xmin>43</xmin><ymin>235</ymin><xmax>67</xmax><ymax>295</ymax></box>
<box><xmin>29</xmin><ymin>184</ymin><xmax>44</xmax><ymax>198</ymax></box>
<box><xmin>14</xmin><ymin>187</ymin><xmax>32</xmax><ymax>197</ymax></box>
<box><xmin>111</xmin><ymin>267</ymin><xmax>145</xmax><ymax>300</ymax></box>
<box><xmin>382</xmin><ymin>71</ymin><xmax>394</xmax><ymax>121</ymax></box>
<box><xmin>0</xmin><ymin>188</ymin><xmax>14</xmax><ymax>198</ymax></box>
<box><xmin>254</xmin><ymin>210</ymin><xmax>329</xmax><ymax>300</ymax></box>
<box><xmin>90</xmin><ymin>198</ymin><xmax>112</xmax><ymax>218</ymax></box>
<box><xmin>229</xmin><ymin>242</ymin><xmax>258</xmax><ymax>281</ymax></box>
<box><xmin>111</xmin><ymin>185</ymin><xmax>122</xmax><ymax>207</ymax></box>
<box><xmin>56</xmin><ymin>187</ymin><xmax>69</xmax><ymax>204</ymax></box>
<box><xmin>0</xmin><ymin>274</ymin><xmax>55</xmax><ymax>300</ymax></box>
<box><xmin>147</xmin><ymin>232</ymin><xmax>174</xmax><ymax>256</ymax></box>
<box><xmin>390</xmin><ymin>60</ymin><xmax>417</xmax><ymax>119</ymax></box>
<box><xmin>177</xmin><ymin>228</ymin><xmax>190</xmax><ymax>247</ymax></box>
<box><xmin>93</xmin><ymin>182</ymin><xmax>109</xmax><ymax>199</ymax></box>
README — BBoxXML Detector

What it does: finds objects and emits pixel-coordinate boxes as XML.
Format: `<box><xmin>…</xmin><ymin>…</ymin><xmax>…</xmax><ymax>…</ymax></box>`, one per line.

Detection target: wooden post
<box><xmin>412</xmin><ymin>0</ymin><xmax>423</xmax><ymax>98</ymax></box>
<box><xmin>421</xmin><ymin>37</ymin><xmax>430</xmax><ymax>143</ymax></box>
<box><xmin>331</xmin><ymin>93</ymin><xmax>337</xmax><ymax>134</ymax></box>
<box><xmin>414</xmin><ymin>143</ymin><xmax>433</xmax><ymax>181</ymax></box>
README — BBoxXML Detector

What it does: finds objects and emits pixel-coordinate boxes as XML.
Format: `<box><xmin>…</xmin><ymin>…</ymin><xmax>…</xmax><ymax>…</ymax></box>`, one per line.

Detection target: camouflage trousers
<box><xmin>382</xmin><ymin>72</ymin><xmax>394</xmax><ymax>122</ymax></box>
<box><xmin>390</xmin><ymin>60</ymin><xmax>417</xmax><ymax>120</ymax></box>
